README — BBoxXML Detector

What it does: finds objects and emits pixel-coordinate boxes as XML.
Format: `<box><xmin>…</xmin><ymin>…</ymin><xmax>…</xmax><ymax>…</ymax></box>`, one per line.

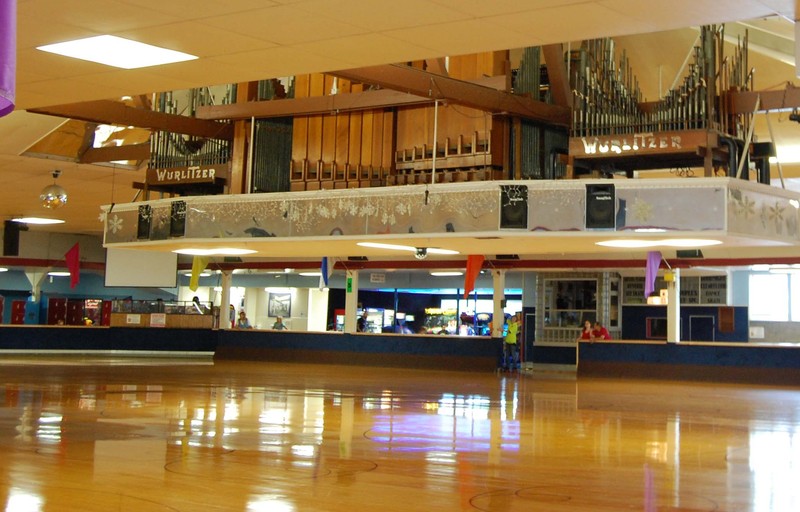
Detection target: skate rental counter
<box><xmin>577</xmin><ymin>339</ymin><xmax>800</xmax><ymax>385</ymax></box>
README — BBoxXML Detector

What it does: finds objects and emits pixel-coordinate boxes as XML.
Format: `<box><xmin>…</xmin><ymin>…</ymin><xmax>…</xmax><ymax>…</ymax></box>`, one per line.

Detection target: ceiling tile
<box><xmin>294</xmin><ymin>0</ymin><xmax>471</xmax><ymax>32</ymax></box>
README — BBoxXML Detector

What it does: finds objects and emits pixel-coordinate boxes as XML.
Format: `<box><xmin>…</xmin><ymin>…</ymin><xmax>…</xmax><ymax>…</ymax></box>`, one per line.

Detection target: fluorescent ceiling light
<box><xmin>633</xmin><ymin>228</ymin><xmax>667</xmax><ymax>233</ymax></box>
<box><xmin>751</xmin><ymin>264</ymin><xmax>771</xmax><ymax>271</ymax></box>
<box><xmin>299</xmin><ymin>272</ymin><xmax>322</xmax><ymax>277</ymax></box>
<box><xmin>0</xmin><ymin>267</ymin><xmax>8</xmax><ymax>272</ymax></box>
<box><xmin>48</xmin><ymin>271</ymin><xmax>71</xmax><ymax>277</ymax></box>
<box><xmin>11</xmin><ymin>217</ymin><xmax>65</xmax><ymax>225</ymax></box>
<box><xmin>660</xmin><ymin>239</ymin><xmax>722</xmax><ymax>248</ymax></box>
<box><xmin>37</xmin><ymin>35</ymin><xmax>197</xmax><ymax>69</ymax></box>
<box><xmin>173</xmin><ymin>248</ymin><xmax>257</xmax><ymax>256</ymax></box>
<box><xmin>356</xmin><ymin>242</ymin><xmax>459</xmax><ymax>255</ymax></box>
<box><xmin>430</xmin><ymin>271</ymin><xmax>464</xmax><ymax>276</ymax></box>
<box><xmin>596</xmin><ymin>238</ymin><xmax>722</xmax><ymax>249</ymax></box>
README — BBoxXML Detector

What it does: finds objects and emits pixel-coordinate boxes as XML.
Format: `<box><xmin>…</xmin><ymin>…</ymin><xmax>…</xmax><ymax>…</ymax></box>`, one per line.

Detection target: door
<box><xmin>689</xmin><ymin>315</ymin><xmax>715</xmax><ymax>341</ymax></box>
<box><xmin>11</xmin><ymin>300</ymin><xmax>26</xmax><ymax>324</ymax></box>
<box><xmin>47</xmin><ymin>297</ymin><xmax>67</xmax><ymax>325</ymax></box>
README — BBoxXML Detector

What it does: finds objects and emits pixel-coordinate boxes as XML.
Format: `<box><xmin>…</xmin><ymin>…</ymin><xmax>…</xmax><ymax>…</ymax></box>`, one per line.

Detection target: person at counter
<box><xmin>577</xmin><ymin>319</ymin><xmax>594</xmax><ymax>342</ymax></box>
<box><xmin>357</xmin><ymin>311</ymin><xmax>368</xmax><ymax>332</ymax></box>
<box><xmin>272</xmin><ymin>316</ymin><xmax>288</xmax><ymax>330</ymax></box>
<box><xmin>593</xmin><ymin>321</ymin><xmax>612</xmax><ymax>340</ymax></box>
<box><xmin>235</xmin><ymin>311</ymin><xmax>251</xmax><ymax>329</ymax></box>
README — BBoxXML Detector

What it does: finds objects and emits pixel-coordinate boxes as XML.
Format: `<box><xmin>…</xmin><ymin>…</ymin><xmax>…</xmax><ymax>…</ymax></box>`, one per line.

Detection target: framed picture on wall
<box><xmin>268</xmin><ymin>293</ymin><xmax>291</xmax><ymax>317</ymax></box>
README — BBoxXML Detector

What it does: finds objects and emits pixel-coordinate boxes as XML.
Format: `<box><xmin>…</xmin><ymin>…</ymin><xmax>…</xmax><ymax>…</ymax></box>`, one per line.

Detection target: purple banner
<box><xmin>0</xmin><ymin>0</ymin><xmax>17</xmax><ymax>117</ymax></box>
<box><xmin>645</xmin><ymin>251</ymin><xmax>662</xmax><ymax>299</ymax></box>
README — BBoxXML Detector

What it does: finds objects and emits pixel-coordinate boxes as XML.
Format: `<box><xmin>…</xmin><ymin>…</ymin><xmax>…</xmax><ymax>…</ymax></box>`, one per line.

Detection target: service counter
<box><xmin>577</xmin><ymin>339</ymin><xmax>800</xmax><ymax>385</ymax></box>
<box><xmin>0</xmin><ymin>324</ymin><xmax>217</xmax><ymax>354</ymax></box>
<box><xmin>109</xmin><ymin>312</ymin><xmax>214</xmax><ymax>329</ymax></box>
<box><xmin>215</xmin><ymin>330</ymin><xmax>499</xmax><ymax>371</ymax></box>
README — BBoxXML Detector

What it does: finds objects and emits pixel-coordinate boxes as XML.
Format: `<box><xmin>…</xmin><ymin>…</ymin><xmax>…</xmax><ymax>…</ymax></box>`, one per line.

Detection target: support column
<box><xmin>666</xmin><ymin>268</ymin><xmax>681</xmax><ymax>343</ymax></box>
<box><xmin>344</xmin><ymin>270</ymin><xmax>359</xmax><ymax>334</ymax></box>
<box><xmin>492</xmin><ymin>269</ymin><xmax>506</xmax><ymax>338</ymax></box>
<box><xmin>219</xmin><ymin>270</ymin><xmax>232</xmax><ymax>330</ymax></box>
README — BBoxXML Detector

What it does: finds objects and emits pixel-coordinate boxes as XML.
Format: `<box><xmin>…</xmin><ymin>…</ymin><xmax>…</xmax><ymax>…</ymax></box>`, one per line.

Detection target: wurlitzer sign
<box><xmin>569</xmin><ymin>130</ymin><xmax>708</xmax><ymax>158</ymax></box>
<box><xmin>146</xmin><ymin>164</ymin><xmax>228</xmax><ymax>186</ymax></box>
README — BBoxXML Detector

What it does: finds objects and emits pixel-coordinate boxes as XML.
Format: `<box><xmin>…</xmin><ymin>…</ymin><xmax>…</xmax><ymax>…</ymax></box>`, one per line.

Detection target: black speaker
<box><xmin>169</xmin><ymin>200</ymin><xmax>187</xmax><ymax>238</ymax></box>
<box><xmin>676</xmin><ymin>249</ymin><xmax>703</xmax><ymax>258</ymax></box>
<box><xmin>585</xmin><ymin>184</ymin><xmax>616</xmax><ymax>229</ymax></box>
<box><xmin>3</xmin><ymin>220</ymin><xmax>22</xmax><ymax>256</ymax></box>
<box><xmin>499</xmin><ymin>185</ymin><xmax>528</xmax><ymax>229</ymax></box>
<box><xmin>137</xmin><ymin>205</ymin><xmax>152</xmax><ymax>240</ymax></box>
<box><xmin>751</xmin><ymin>141</ymin><xmax>776</xmax><ymax>159</ymax></box>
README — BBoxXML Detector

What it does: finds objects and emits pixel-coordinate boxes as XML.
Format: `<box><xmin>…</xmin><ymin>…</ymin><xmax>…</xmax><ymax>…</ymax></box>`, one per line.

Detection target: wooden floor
<box><xmin>1</xmin><ymin>356</ymin><xmax>799</xmax><ymax>511</ymax></box>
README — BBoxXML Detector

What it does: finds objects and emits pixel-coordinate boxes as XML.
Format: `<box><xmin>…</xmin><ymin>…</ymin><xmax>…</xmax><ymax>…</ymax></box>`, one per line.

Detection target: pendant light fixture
<box><xmin>40</xmin><ymin>169</ymin><xmax>67</xmax><ymax>209</ymax></box>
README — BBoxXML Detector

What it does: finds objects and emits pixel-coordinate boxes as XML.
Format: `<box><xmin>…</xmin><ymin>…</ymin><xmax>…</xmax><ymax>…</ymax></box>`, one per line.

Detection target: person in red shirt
<box><xmin>593</xmin><ymin>321</ymin><xmax>612</xmax><ymax>340</ymax></box>
<box><xmin>577</xmin><ymin>319</ymin><xmax>594</xmax><ymax>342</ymax></box>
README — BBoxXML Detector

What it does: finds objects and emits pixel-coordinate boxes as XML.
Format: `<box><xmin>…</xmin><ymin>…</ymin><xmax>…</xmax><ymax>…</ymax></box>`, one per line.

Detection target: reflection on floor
<box><xmin>0</xmin><ymin>356</ymin><xmax>799</xmax><ymax>511</ymax></box>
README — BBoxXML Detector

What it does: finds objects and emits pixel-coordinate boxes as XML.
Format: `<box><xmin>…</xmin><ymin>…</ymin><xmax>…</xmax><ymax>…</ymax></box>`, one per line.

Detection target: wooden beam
<box><xmin>28</xmin><ymin>100</ymin><xmax>233</xmax><ymax>140</ymax></box>
<box><xmin>425</xmin><ymin>57</ymin><xmax>449</xmax><ymax>76</ymax></box>
<box><xmin>728</xmin><ymin>88</ymin><xmax>800</xmax><ymax>114</ymax></box>
<box><xmin>80</xmin><ymin>143</ymin><xmax>150</xmax><ymax>164</ymax></box>
<box><xmin>197</xmin><ymin>88</ymin><xmax>432</xmax><ymax>121</ymax></box>
<box><xmin>332</xmin><ymin>64</ymin><xmax>571</xmax><ymax>127</ymax></box>
<box><xmin>542</xmin><ymin>44</ymin><xmax>573</xmax><ymax>109</ymax></box>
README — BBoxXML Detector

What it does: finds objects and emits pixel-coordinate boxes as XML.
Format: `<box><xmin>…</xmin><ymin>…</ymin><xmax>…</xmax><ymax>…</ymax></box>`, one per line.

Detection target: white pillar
<box><xmin>344</xmin><ymin>270</ymin><xmax>359</xmax><ymax>333</ymax></box>
<box><xmin>219</xmin><ymin>271</ymin><xmax>232</xmax><ymax>330</ymax></box>
<box><xmin>667</xmin><ymin>268</ymin><xmax>680</xmax><ymax>343</ymax></box>
<box><xmin>492</xmin><ymin>269</ymin><xmax>506</xmax><ymax>338</ymax></box>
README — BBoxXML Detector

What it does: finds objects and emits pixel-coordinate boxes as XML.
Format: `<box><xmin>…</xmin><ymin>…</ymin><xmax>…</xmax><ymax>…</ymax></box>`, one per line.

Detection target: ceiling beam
<box><xmin>728</xmin><ymin>87</ymin><xmax>800</xmax><ymax>114</ymax></box>
<box><xmin>331</xmin><ymin>64</ymin><xmax>571</xmax><ymax>127</ymax></box>
<box><xmin>196</xmin><ymin>88</ymin><xmax>433</xmax><ymax>121</ymax></box>
<box><xmin>80</xmin><ymin>142</ymin><xmax>150</xmax><ymax>164</ymax></box>
<box><xmin>28</xmin><ymin>100</ymin><xmax>234</xmax><ymax>140</ymax></box>
<box><xmin>542</xmin><ymin>44</ymin><xmax>573</xmax><ymax>109</ymax></box>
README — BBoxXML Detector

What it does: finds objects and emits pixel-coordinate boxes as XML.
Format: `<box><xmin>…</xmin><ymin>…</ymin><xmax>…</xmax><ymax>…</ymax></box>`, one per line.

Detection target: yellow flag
<box><xmin>189</xmin><ymin>256</ymin><xmax>210</xmax><ymax>291</ymax></box>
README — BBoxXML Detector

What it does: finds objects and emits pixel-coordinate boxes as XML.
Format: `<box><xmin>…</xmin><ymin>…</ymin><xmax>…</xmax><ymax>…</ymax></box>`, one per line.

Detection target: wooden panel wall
<box><xmin>290</xmin><ymin>51</ymin><xmax>509</xmax><ymax>189</ymax></box>
<box><xmin>290</xmin><ymin>74</ymin><xmax>395</xmax><ymax>190</ymax></box>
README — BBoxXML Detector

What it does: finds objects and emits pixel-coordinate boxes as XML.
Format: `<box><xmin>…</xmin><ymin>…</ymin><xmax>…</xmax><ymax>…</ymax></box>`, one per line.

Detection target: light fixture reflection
<box><xmin>12</xmin><ymin>217</ymin><xmax>65</xmax><ymax>225</ymax></box>
<box><xmin>357</xmin><ymin>242</ymin><xmax>459</xmax><ymax>255</ymax></box>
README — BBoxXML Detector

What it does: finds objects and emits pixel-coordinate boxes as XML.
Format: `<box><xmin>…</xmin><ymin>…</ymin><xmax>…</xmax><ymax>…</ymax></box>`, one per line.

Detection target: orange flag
<box><xmin>65</xmin><ymin>242</ymin><xmax>80</xmax><ymax>289</ymax></box>
<box><xmin>463</xmin><ymin>255</ymin><xmax>485</xmax><ymax>299</ymax></box>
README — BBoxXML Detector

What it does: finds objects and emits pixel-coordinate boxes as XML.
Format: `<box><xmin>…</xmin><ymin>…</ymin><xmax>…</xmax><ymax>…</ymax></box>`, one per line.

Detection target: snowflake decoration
<box><xmin>628</xmin><ymin>197</ymin><xmax>653</xmax><ymax>223</ymax></box>
<box><xmin>735</xmin><ymin>195</ymin><xmax>755</xmax><ymax>219</ymax></box>
<box><xmin>98</xmin><ymin>210</ymin><xmax>107</xmax><ymax>223</ymax></box>
<box><xmin>108</xmin><ymin>214</ymin><xmax>124</xmax><ymax>234</ymax></box>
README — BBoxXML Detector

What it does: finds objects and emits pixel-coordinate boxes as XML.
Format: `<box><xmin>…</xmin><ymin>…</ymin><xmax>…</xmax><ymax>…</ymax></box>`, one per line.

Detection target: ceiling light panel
<box><xmin>37</xmin><ymin>35</ymin><xmax>198</xmax><ymax>69</ymax></box>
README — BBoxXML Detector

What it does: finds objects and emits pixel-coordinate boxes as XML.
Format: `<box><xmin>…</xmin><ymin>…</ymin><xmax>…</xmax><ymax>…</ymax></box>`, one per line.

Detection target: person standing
<box><xmin>272</xmin><ymin>316</ymin><xmax>288</xmax><ymax>330</ymax></box>
<box><xmin>356</xmin><ymin>311</ymin><xmax>368</xmax><ymax>332</ymax></box>
<box><xmin>502</xmin><ymin>313</ymin><xmax>520</xmax><ymax>371</ymax></box>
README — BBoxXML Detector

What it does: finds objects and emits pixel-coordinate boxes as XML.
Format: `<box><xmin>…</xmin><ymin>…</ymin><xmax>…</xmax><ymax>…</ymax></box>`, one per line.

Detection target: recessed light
<box><xmin>660</xmin><ymin>239</ymin><xmax>722</xmax><ymax>248</ymax></box>
<box><xmin>11</xmin><ymin>217</ymin><xmax>65</xmax><ymax>225</ymax></box>
<box><xmin>596</xmin><ymin>240</ymin><xmax>659</xmax><ymax>248</ymax></box>
<box><xmin>596</xmin><ymin>238</ymin><xmax>722</xmax><ymax>249</ymax></box>
<box><xmin>172</xmin><ymin>248</ymin><xmax>257</xmax><ymax>256</ymax></box>
<box><xmin>37</xmin><ymin>35</ymin><xmax>197</xmax><ymax>69</ymax></box>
